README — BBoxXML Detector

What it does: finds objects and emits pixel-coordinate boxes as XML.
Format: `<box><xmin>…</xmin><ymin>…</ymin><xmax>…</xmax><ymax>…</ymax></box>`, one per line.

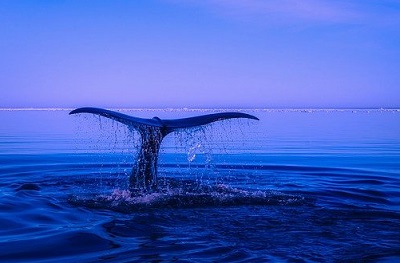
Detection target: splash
<box><xmin>67</xmin><ymin>108</ymin><xmax>297</xmax><ymax>210</ymax></box>
<box><xmin>69</xmin><ymin>181</ymin><xmax>309</xmax><ymax>212</ymax></box>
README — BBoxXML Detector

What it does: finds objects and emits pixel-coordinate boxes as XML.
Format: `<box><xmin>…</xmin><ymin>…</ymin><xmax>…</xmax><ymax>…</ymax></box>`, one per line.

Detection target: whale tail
<box><xmin>70</xmin><ymin>107</ymin><xmax>259</xmax><ymax>190</ymax></box>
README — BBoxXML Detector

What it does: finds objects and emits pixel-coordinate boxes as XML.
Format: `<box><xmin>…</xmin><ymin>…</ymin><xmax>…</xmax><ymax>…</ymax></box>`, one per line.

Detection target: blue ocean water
<box><xmin>0</xmin><ymin>109</ymin><xmax>399</xmax><ymax>262</ymax></box>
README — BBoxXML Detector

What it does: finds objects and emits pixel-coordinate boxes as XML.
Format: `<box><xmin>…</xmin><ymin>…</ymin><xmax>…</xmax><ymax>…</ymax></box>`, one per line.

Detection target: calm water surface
<box><xmin>0</xmin><ymin>109</ymin><xmax>399</xmax><ymax>262</ymax></box>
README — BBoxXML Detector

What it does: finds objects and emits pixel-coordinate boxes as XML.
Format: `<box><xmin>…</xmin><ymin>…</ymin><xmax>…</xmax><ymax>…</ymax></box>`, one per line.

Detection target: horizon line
<box><xmin>0</xmin><ymin>107</ymin><xmax>399</xmax><ymax>112</ymax></box>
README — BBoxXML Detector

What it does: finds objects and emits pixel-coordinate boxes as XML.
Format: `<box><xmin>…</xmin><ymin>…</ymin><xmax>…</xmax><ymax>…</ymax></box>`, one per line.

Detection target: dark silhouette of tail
<box><xmin>70</xmin><ymin>107</ymin><xmax>259</xmax><ymax>190</ymax></box>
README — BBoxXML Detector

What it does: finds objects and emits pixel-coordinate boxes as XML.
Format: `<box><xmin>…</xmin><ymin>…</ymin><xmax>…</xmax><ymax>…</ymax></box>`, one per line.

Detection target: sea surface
<box><xmin>0</xmin><ymin>108</ymin><xmax>399</xmax><ymax>262</ymax></box>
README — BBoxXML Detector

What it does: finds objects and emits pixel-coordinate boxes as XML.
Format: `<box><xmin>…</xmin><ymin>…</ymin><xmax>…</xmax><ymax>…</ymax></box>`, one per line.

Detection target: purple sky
<box><xmin>1</xmin><ymin>0</ymin><xmax>399</xmax><ymax>108</ymax></box>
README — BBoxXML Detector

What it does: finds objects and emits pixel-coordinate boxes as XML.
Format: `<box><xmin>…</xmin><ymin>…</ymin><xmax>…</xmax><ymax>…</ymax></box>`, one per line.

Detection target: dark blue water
<box><xmin>1</xmin><ymin>109</ymin><xmax>400</xmax><ymax>262</ymax></box>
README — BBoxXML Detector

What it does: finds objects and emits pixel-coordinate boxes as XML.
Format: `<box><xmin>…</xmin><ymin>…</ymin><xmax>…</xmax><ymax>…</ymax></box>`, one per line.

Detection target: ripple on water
<box><xmin>0</xmin><ymin>231</ymin><xmax>117</xmax><ymax>262</ymax></box>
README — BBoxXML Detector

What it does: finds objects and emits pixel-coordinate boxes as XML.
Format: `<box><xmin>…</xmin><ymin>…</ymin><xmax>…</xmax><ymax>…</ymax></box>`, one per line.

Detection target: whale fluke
<box><xmin>70</xmin><ymin>107</ymin><xmax>259</xmax><ymax>190</ymax></box>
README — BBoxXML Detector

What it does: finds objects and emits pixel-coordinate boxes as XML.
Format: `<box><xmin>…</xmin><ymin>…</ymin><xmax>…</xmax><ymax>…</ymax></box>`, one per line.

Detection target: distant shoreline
<box><xmin>0</xmin><ymin>108</ymin><xmax>399</xmax><ymax>112</ymax></box>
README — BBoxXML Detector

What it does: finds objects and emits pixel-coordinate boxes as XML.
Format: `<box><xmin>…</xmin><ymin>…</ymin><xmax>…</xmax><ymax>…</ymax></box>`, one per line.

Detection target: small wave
<box><xmin>0</xmin><ymin>231</ymin><xmax>115</xmax><ymax>262</ymax></box>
